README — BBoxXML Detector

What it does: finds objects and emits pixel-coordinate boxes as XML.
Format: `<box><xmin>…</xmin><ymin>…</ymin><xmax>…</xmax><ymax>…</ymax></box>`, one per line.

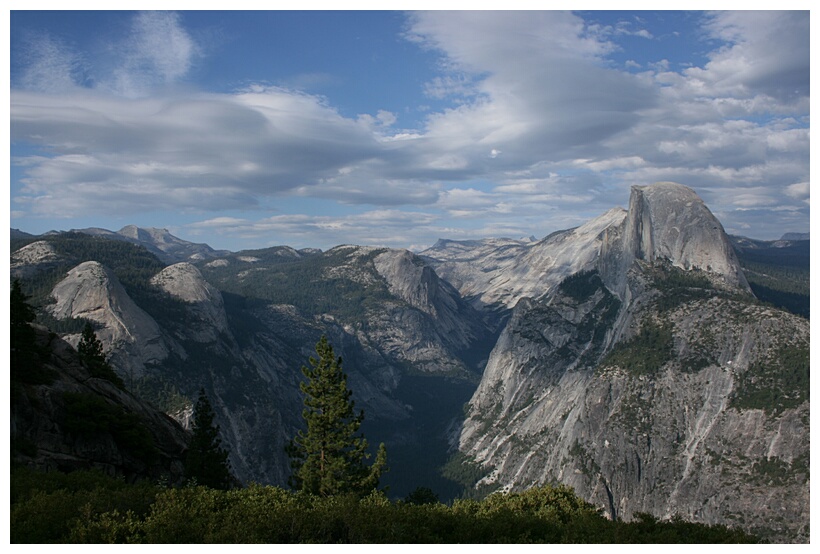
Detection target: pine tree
<box><xmin>184</xmin><ymin>388</ymin><xmax>233</xmax><ymax>489</ymax></box>
<box><xmin>10</xmin><ymin>279</ymin><xmax>43</xmax><ymax>383</ymax></box>
<box><xmin>287</xmin><ymin>336</ymin><xmax>387</xmax><ymax>497</ymax></box>
<box><xmin>77</xmin><ymin>322</ymin><xmax>125</xmax><ymax>390</ymax></box>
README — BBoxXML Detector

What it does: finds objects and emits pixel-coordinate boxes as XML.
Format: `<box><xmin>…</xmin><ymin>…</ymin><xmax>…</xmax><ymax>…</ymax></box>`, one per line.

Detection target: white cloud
<box><xmin>16</xmin><ymin>31</ymin><xmax>85</xmax><ymax>93</ymax></box>
<box><xmin>784</xmin><ymin>182</ymin><xmax>810</xmax><ymax>203</ymax></box>
<box><xmin>694</xmin><ymin>11</ymin><xmax>809</xmax><ymax>104</ymax></box>
<box><xmin>110</xmin><ymin>11</ymin><xmax>198</xmax><ymax>97</ymax></box>
<box><xmin>10</xmin><ymin>10</ymin><xmax>810</xmax><ymax>246</ymax></box>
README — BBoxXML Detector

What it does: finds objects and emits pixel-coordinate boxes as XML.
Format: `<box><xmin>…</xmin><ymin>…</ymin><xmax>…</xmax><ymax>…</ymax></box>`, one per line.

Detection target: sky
<box><xmin>7</xmin><ymin>5</ymin><xmax>812</xmax><ymax>252</ymax></box>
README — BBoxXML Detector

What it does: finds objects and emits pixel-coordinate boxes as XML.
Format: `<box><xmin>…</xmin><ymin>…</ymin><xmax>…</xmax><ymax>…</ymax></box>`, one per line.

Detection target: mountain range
<box><xmin>10</xmin><ymin>182</ymin><xmax>810</xmax><ymax>541</ymax></box>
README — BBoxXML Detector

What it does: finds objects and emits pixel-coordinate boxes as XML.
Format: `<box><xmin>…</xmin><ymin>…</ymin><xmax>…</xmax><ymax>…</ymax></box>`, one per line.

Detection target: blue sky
<box><xmin>8</xmin><ymin>6</ymin><xmax>811</xmax><ymax>251</ymax></box>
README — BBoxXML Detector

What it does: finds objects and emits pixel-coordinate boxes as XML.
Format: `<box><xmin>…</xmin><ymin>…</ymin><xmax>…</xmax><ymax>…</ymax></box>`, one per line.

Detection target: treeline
<box><xmin>10</xmin><ymin>466</ymin><xmax>759</xmax><ymax>544</ymax></box>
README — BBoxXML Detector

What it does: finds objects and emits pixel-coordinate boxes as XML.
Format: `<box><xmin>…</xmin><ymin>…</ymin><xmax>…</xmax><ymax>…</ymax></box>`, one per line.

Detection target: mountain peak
<box><xmin>600</xmin><ymin>182</ymin><xmax>750</xmax><ymax>295</ymax></box>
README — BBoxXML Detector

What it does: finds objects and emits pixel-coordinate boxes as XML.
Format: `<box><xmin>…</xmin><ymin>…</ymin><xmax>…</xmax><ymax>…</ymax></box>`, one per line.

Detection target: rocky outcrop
<box><xmin>423</xmin><ymin>208</ymin><xmax>627</xmax><ymax>312</ymax></box>
<box><xmin>10</xmin><ymin>240</ymin><xmax>64</xmax><ymax>278</ymax></box>
<box><xmin>373</xmin><ymin>249</ymin><xmax>492</xmax><ymax>368</ymax></box>
<box><xmin>150</xmin><ymin>262</ymin><xmax>229</xmax><ymax>341</ymax></box>
<box><xmin>457</xmin><ymin>183</ymin><xmax>808</xmax><ymax>542</ymax></box>
<box><xmin>599</xmin><ymin>183</ymin><xmax>750</xmax><ymax>298</ymax></box>
<box><xmin>11</xmin><ymin>328</ymin><xmax>189</xmax><ymax>482</ymax></box>
<box><xmin>459</xmin><ymin>278</ymin><xmax>809</xmax><ymax>541</ymax></box>
<box><xmin>74</xmin><ymin>225</ymin><xmax>229</xmax><ymax>263</ymax></box>
<box><xmin>48</xmin><ymin>261</ymin><xmax>171</xmax><ymax>381</ymax></box>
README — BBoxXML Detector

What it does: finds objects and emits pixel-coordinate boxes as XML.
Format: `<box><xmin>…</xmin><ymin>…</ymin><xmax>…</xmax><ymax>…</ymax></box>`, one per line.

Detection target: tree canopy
<box><xmin>287</xmin><ymin>336</ymin><xmax>387</xmax><ymax>497</ymax></box>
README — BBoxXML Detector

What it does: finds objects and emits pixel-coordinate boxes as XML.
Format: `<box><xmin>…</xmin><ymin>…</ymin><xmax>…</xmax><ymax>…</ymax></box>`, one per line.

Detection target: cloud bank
<box><xmin>10</xmin><ymin>10</ymin><xmax>809</xmax><ymax>249</ymax></box>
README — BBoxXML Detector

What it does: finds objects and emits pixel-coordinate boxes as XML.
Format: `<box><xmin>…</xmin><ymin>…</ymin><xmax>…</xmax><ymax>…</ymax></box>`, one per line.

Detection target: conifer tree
<box><xmin>11</xmin><ymin>279</ymin><xmax>36</xmax><ymax>352</ymax></box>
<box><xmin>185</xmin><ymin>388</ymin><xmax>233</xmax><ymax>489</ymax></box>
<box><xmin>77</xmin><ymin>322</ymin><xmax>125</xmax><ymax>390</ymax></box>
<box><xmin>287</xmin><ymin>336</ymin><xmax>387</xmax><ymax>497</ymax></box>
<box><xmin>10</xmin><ymin>279</ymin><xmax>41</xmax><ymax>383</ymax></box>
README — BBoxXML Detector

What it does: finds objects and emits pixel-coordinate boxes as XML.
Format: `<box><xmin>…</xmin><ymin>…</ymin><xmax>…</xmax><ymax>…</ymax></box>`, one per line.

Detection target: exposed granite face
<box><xmin>48</xmin><ymin>261</ymin><xmax>172</xmax><ymax>380</ymax></box>
<box><xmin>600</xmin><ymin>183</ymin><xmax>750</xmax><ymax>298</ymax></box>
<box><xmin>423</xmin><ymin>208</ymin><xmax>627</xmax><ymax>312</ymax></box>
<box><xmin>457</xmin><ymin>183</ymin><xmax>808</xmax><ymax>542</ymax></box>
<box><xmin>459</xmin><ymin>278</ymin><xmax>809</xmax><ymax>541</ymax></box>
<box><xmin>14</xmin><ymin>242</ymin><xmax>491</xmax><ymax>487</ymax></box>
<box><xmin>10</xmin><ymin>240</ymin><xmax>64</xmax><ymax>278</ymax></box>
<box><xmin>10</xmin><ymin>183</ymin><xmax>809</xmax><ymax>539</ymax></box>
<box><xmin>372</xmin><ymin>248</ymin><xmax>492</xmax><ymax>372</ymax></box>
<box><xmin>150</xmin><ymin>262</ymin><xmax>230</xmax><ymax>341</ymax></box>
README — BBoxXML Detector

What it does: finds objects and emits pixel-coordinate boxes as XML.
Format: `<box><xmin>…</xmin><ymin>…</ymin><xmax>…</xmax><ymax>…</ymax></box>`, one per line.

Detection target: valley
<box><xmin>10</xmin><ymin>182</ymin><xmax>810</xmax><ymax>541</ymax></box>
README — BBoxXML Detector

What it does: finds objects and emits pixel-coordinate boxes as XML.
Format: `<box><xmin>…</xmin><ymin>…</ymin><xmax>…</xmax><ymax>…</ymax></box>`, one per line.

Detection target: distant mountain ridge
<box><xmin>64</xmin><ymin>225</ymin><xmax>231</xmax><ymax>264</ymax></box>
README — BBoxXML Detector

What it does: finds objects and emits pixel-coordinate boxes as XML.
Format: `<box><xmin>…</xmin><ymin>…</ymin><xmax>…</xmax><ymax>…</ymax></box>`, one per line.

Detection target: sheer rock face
<box><xmin>600</xmin><ymin>183</ymin><xmax>750</xmax><ymax>298</ymax></box>
<box><xmin>48</xmin><ymin>261</ymin><xmax>170</xmax><ymax>379</ymax></box>
<box><xmin>150</xmin><ymin>262</ymin><xmax>229</xmax><ymax>341</ymax></box>
<box><xmin>460</xmin><ymin>284</ymin><xmax>809</xmax><ymax>541</ymax></box>
<box><xmin>373</xmin><ymin>249</ymin><xmax>490</xmax><ymax>360</ymax></box>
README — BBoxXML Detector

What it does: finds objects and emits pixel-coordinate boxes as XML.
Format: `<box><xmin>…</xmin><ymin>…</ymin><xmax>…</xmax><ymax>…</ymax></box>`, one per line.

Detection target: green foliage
<box><xmin>601</xmin><ymin>320</ymin><xmax>674</xmax><ymax>375</ymax></box>
<box><xmin>747</xmin><ymin>282</ymin><xmax>809</xmax><ymax>319</ymax></box>
<box><xmin>404</xmin><ymin>486</ymin><xmax>440</xmax><ymax>505</ymax></box>
<box><xmin>14</xmin><ymin>233</ymin><xmax>167</xmax><ymax>306</ymax></box>
<box><xmin>287</xmin><ymin>336</ymin><xmax>387</xmax><ymax>497</ymax></box>
<box><xmin>10</xmin><ymin>467</ymin><xmax>763</xmax><ymax>543</ymax></box>
<box><xmin>185</xmin><ymin>388</ymin><xmax>234</xmax><ymax>489</ymax></box>
<box><xmin>35</xmin><ymin>310</ymin><xmax>95</xmax><ymax>335</ymax></box>
<box><xmin>733</xmin><ymin>239</ymin><xmax>808</xmax><ymax>318</ymax></box>
<box><xmin>130</xmin><ymin>375</ymin><xmax>190</xmax><ymax>414</ymax></box>
<box><xmin>730</xmin><ymin>344</ymin><xmax>810</xmax><ymax>414</ymax></box>
<box><xmin>54</xmin><ymin>482</ymin><xmax>760</xmax><ymax>543</ymax></box>
<box><xmin>62</xmin><ymin>392</ymin><xmax>158</xmax><ymax>462</ymax></box>
<box><xmin>558</xmin><ymin>270</ymin><xmax>604</xmax><ymax>302</ymax></box>
<box><xmin>77</xmin><ymin>322</ymin><xmax>126</xmax><ymax>389</ymax></box>
<box><xmin>199</xmin><ymin>247</ymin><xmax>395</xmax><ymax>322</ymax></box>
<box><xmin>749</xmin><ymin>457</ymin><xmax>793</xmax><ymax>486</ymax></box>
<box><xmin>10</xmin><ymin>466</ymin><xmax>160</xmax><ymax>544</ymax></box>
<box><xmin>648</xmin><ymin>262</ymin><xmax>716</xmax><ymax>312</ymax></box>
<box><xmin>440</xmin><ymin>451</ymin><xmax>489</xmax><ymax>492</ymax></box>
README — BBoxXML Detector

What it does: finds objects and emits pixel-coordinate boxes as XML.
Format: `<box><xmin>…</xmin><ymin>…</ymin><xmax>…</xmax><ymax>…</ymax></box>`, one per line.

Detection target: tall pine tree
<box><xmin>184</xmin><ymin>388</ymin><xmax>233</xmax><ymax>489</ymax></box>
<box><xmin>77</xmin><ymin>322</ymin><xmax>125</xmax><ymax>390</ymax></box>
<box><xmin>10</xmin><ymin>279</ymin><xmax>47</xmax><ymax>384</ymax></box>
<box><xmin>287</xmin><ymin>336</ymin><xmax>387</xmax><ymax>497</ymax></box>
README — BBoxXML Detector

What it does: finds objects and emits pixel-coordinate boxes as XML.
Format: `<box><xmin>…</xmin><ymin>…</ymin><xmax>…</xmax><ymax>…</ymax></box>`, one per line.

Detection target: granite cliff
<box><xmin>456</xmin><ymin>183</ymin><xmax>809</xmax><ymax>542</ymax></box>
